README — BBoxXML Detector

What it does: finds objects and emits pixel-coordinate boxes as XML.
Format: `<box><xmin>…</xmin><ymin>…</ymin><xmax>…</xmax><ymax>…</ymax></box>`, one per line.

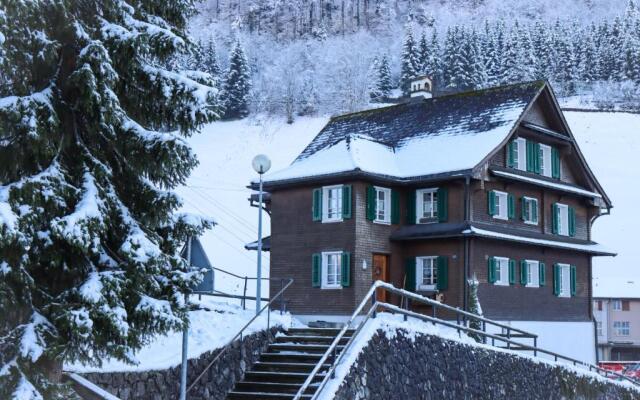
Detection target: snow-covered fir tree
<box><xmin>371</xmin><ymin>55</ymin><xmax>393</xmax><ymax>102</ymax></box>
<box><xmin>203</xmin><ymin>37</ymin><xmax>222</xmax><ymax>81</ymax></box>
<box><xmin>400</xmin><ymin>28</ymin><xmax>420</xmax><ymax>95</ymax></box>
<box><xmin>0</xmin><ymin>1</ymin><xmax>220</xmax><ymax>398</ymax></box>
<box><xmin>223</xmin><ymin>39</ymin><xmax>252</xmax><ymax>119</ymax></box>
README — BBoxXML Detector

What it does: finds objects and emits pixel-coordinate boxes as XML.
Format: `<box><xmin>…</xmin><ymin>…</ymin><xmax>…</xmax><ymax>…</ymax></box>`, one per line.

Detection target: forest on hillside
<box><xmin>188</xmin><ymin>0</ymin><xmax>640</xmax><ymax>121</ymax></box>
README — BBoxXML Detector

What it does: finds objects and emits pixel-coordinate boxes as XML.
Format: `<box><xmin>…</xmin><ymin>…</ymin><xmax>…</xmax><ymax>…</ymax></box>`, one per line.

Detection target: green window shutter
<box><xmin>526</xmin><ymin>141</ymin><xmax>534</xmax><ymax>172</ymax></box>
<box><xmin>341</xmin><ymin>252</ymin><xmax>351</xmax><ymax>287</ymax></box>
<box><xmin>312</xmin><ymin>253</ymin><xmax>321</xmax><ymax>287</ymax></box>
<box><xmin>507</xmin><ymin>194</ymin><xmax>515</xmax><ymax>220</ymax></box>
<box><xmin>539</xmin><ymin>262</ymin><xmax>546</xmax><ymax>286</ymax></box>
<box><xmin>405</xmin><ymin>258</ymin><xmax>417</xmax><ymax>291</ymax></box>
<box><xmin>436</xmin><ymin>256</ymin><xmax>448</xmax><ymax>291</ymax></box>
<box><xmin>534</xmin><ymin>143</ymin><xmax>541</xmax><ymax>174</ymax></box>
<box><xmin>342</xmin><ymin>185</ymin><xmax>352</xmax><ymax>219</ymax></box>
<box><xmin>312</xmin><ymin>188</ymin><xmax>322</xmax><ymax>221</ymax></box>
<box><xmin>488</xmin><ymin>257</ymin><xmax>496</xmax><ymax>284</ymax></box>
<box><xmin>568</xmin><ymin>207</ymin><xmax>576</xmax><ymax>237</ymax></box>
<box><xmin>406</xmin><ymin>190</ymin><xmax>416</xmax><ymax>224</ymax></box>
<box><xmin>570</xmin><ymin>265</ymin><xmax>577</xmax><ymax>296</ymax></box>
<box><xmin>531</xmin><ymin>199</ymin><xmax>538</xmax><ymax>223</ymax></box>
<box><xmin>520</xmin><ymin>197</ymin><xmax>528</xmax><ymax>221</ymax></box>
<box><xmin>507</xmin><ymin>141</ymin><xmax>516</xmax><ymax>168</ymax></box>
<box><xmin>508</xmin><ymin>259</ymin><xmax>516</xmax><ymax>285</ymax></box>
<box><xmin>552</xmin><ymin>147</ymin><xmax>561</xmax><ymax>179</ymax></box>
<box><xmin>437</xmin><ymin>187</ymin><xmax>448</xmax><ymax>222</ymax></box>
<box><xmin>487</xmin><ymin>191</ymin><xmax>496</xmax><ymax>216</ymax></box>
<box><xmin>520</xmin><ymin>260</ymin><xmax>528</xmax><ymax>285</ymax></box>
<box><xmin>391</xmin><ymin>190</ymin><xmax>400</xmax><ymax>224</ymax></box>
<box><xmin>553</xmin><ymin>264</ymin><xmax>560</xmax><ymax>296</ymax></box>
<box><xmin>551</xmin><ymin>204</ymin><xmax>559</xmax><ymax>234</ymax></box>
<box><xmin>366</xmin><ymin>185</ymin><xmax>376</xmax><ymax>221</ymax></box>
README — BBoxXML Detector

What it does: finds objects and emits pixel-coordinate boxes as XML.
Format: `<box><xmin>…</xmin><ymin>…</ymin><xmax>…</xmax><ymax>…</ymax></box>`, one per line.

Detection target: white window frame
<box><xmin>540</xmin><ymin>144</ymin><xmax>553</xmax><ymax>177</ymax></box>
<box><xmin>597</xmin><ymin>321</ymin><xmax>603</xmax><ymax>336</ymax></box>
<box><xmin>322</xmin><ymin>185</ymin><xmax>343</xmax><ymax>223</ymax></box>
<box><xmin>523</xmin><ymin>196</ymin><xmax>539</xmax><ymax>225</ymax></box>
<box><xmin>493</xmin><ymin>190</ymin><xmax>508</xmax><ymax>221</ymax></box>
<box><xmin>525</xmin><ymin>260</ymin><xmax>540</xmax><ymax>288</ymax></box>
<box><xmin>558</xmin><ymin>263</ymin><xmax>571</xmax><ymax>298</ymax></box>
<box><xmin>557</xmin><ymin>203</ymin><xmax>569</xmax><ymax>236</ymax></box>
<box><xmin>494</xmin><ymin>256</ymin><xmax>510</xmax><ymax>286</ymax></box>
<box><xmin>612</xmin><ymin>300</ymin><xmax>622</xmax><ymax>311</ymax></box>
<box><xmin>374</xmin><ymin>186</ymin><xmax>391</xmax><ymax>224</ymax></box>
<box><xmin>514</xmin><ymin>138</ymin><xmax>527</xmax><ymax>171</ymax></box>
<box><xmin>416</xmin><ymin>188</ymin><xmax>438</xmax><ymax>224</ymax></box>
<box><xmin>416</xmin><ymin>256</ymin><xmax>438</xmax><ymax>291</ymax></box>
<box><xmin>321</xmin><ymin>251</ymin><xmax>342</xmax><ymax>289</ymax></box>
<box><xmin>613</xmin><ymin>321</ymin><xmax>630</xmax><ymax>336</ymax></box>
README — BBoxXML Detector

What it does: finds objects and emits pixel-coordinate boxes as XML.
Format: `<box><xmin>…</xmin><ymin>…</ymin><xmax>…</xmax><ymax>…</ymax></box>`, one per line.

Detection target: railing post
<box><xmin>280</xmin><ymin>279</ymin><xmax>285</xmax><ymax>315</ymax></box>
<box><xmin>331</xmin><ymin>346</ymin><xmax>337</xmax><ymax>379</ymax></box>
<box><xmin>506</xmin><ymin>329</ymin><xmax>511</xmax><ymax>350</ymax></box>
<box><xmin>242</xmin><ymin>276</ymin><xmax>248</xmax><ymax>310</ymax></box>
<box><xmin>533</xmin><ymin>337</ymin><xmax>537</xmax><ymax>357</ymax></box>
<box><xmin>482</xmin><ymin>321</ymin><xmax>487</xmax><ymax>344</ymax></box>
<box><xmin>456</xmin><ymin>314</ymin><xmax>460</xmax><ymax>335</ymax></box>
<box><xmin>403</xmin><ymin>294</ymin><xmax>408</xmax><ymax>322</ymax></box>
<box><xmin>432</xmin><ymin>306</ymin><xmax>436</xmax><ymax>325</ymax></box>
<box><xmin>371</xmin><ymin>291</ymin><xmax>377</xmax><ymax>319</ymax></box>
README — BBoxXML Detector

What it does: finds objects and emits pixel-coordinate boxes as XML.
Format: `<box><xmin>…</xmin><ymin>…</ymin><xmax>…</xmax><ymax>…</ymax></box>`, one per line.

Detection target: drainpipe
<box><xmin>463</xmin><ymin>176</ymin><xmax>471</xmax><ymax>312</ymax></box>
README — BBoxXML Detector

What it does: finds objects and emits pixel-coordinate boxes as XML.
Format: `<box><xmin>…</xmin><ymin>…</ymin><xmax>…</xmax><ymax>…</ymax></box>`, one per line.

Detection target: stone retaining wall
<box><xmin>332</xmin><ymin>329</ymin><xmax>640</xmax><ymax>400</ymax></box>
<box><xmin>82</xmin><ymin>327</ymin><xmax>280</xmax><ymax>400</ymax></box>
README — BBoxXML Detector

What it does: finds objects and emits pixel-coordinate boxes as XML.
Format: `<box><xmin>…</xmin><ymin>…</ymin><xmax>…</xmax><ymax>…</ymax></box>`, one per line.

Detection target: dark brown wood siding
<box><xmin>470</xmin><ymin>238</ymin><xmax>591</xmax><ymax>321</ymax></box>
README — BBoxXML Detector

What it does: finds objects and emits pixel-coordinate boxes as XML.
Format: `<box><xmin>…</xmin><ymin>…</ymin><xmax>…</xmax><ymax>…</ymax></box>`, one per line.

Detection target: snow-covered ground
<box><xmin>180</xmin><ymin>110</ymin><xmax>640</xmax><ymax>298</ymax></box>
<box><xmin>65</xmin><ymin>298</ymin><xmax>292</xmax><ymax>373</ymax></box>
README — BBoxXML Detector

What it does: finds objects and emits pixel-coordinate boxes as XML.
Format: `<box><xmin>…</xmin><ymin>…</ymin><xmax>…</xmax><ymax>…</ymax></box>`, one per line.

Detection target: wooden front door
<box><xmin>372</xmin><ymin>254</ymin><xmax>390</xmax><ymax>303</ymax></box>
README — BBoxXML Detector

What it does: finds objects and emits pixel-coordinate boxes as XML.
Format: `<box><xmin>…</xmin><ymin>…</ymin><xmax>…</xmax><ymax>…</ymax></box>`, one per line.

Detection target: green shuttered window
<box><xmin>437</xmin><ymin>187</ymin><xmax>448</xmax><ymax>222</ymax></box>
<box><xmin>341</xmin><ymin>252</ymin><xmax>351</xmax><ymax>287</ymax></box>
<box><xmin>342</xmin><ymin>185</ymin><xmax>352</xmax><ymax>219</ymax></box>
<box><xmin>311</xmin><ymin>253</ymin><xmax>321</xmax><ymax>287</ymax></box>
<box><xmin>520</xmin><ymin>260</ymin><xmax>528</xmax><ymax>286</ymax></box>
<box><xmin>312</xmin><ymin>188</ymin><xmax>322</xmax><ymax>221</ymax></box>
<box><xmin>508</xmin><ymin>259</ymin><xmax>516</xmax><ymax>285</ymax></box>
<box><xmin>570</xmin><ymin>265</ymin><xmax>576</xmax><ymax>296</ymax></box>
<box><xmin>391</xmin><ymin>190</ymin><xmax>400</xmax><ymax>224</ymax></box>
<box><xmin>539</xmin><ymin>262</ymin><xmax>546</xmax><ymax>286</ymax></box>
<box><xmin>507</xmin><ymin>194</ymin><xmax>515</xmax><ymax>220</ymax></box>
<box><xmin>487</xmin><ymin>191</ymin><xmax>496</xmax><ymax>216</ymax></box>
<box><xmin>568</xmin><ymin>206</ymin><xmax>576</xmax><ymax>237</ymax></box>
<box><xmin>366</xmin><ymin>185</ymin><xmax>376</xmax><ymax>221</ymax></box>
<box><xmin>405</xmin><ymin>258</ymin><xmax>416</xmax><ymax>291</ymax></box>
<box><xmin>551</xmin><ymin>147</ymin><xmax>561</xmax><ymax>179</ymax></box>
<box><xmin>437</xmin><ymin>256</ymin><xmax>448</xmax><ymax>291</ymax></box>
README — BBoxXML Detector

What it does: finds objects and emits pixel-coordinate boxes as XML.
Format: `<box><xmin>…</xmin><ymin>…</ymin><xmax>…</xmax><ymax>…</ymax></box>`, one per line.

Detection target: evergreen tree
<box><xmin>442</xmin><ymin>26</ymin><xmax>467</xmax><ymax>89</ymax></box>
<box><xmin>467</xmin><ymin>275</ymin><xmax>483</xmax><ymax>343</ymax></box>
<box><xmin>203</xmin><ymin>37</ymin><xmax>222</xmax><ymax>80</ymax></box>
<box><xmin>0</xmin><ymin>1</ymin><xmax>219</xmax><ymax>398</ymax></box>
<box><xmin>425</xmin><ymin>29</ymin><xmax>442</xmax><ymax>82</ymax></box>
<box><xmin>372</xmin><ymin>55</ymin><xmax>393</xmax><ymax>101</ymax></box>
<box><xmin>400</xmin><ymin>27</ymin><xmax>420</xmax><ymax>95</ymax></box>
<box><xmin>223</xmin><ymin>39</ymin><xmax>252</xmax><ymax>119</ymax></box>
<box><xmin>418</xmin><ymin>32</ymin><xmax>430</xmax><ymax>74</ymax></box>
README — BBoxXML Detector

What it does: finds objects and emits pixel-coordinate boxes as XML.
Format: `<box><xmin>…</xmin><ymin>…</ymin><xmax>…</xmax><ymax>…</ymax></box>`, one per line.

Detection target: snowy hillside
<box><xmin>181</xmin><ymin>110</ymin><xmax>640</xmax><ymax>298</ymax></box>
<box><xmin>65</xmin><ymin>299</ymin><xmax>292</xmax><ymax>373</ymax></box>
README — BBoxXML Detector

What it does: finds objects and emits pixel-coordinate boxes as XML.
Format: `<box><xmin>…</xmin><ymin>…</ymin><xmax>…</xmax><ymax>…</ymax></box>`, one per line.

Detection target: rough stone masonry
<box><xmin>81</xmin><ymin>327</ymin><xmax>280</xmax><ymax>400</ymax></box>
<box><xmin>332</xmin><ymin>329</ymin><xmax>640</xmax><ymax>400</ymax></box>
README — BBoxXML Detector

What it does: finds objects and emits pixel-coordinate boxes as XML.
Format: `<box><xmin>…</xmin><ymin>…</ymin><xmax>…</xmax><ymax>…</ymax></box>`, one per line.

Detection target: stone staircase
<box><xmin>226</xmin><ymin>327</ymin><xmax>355</xmax><ymax>400</ymax></box>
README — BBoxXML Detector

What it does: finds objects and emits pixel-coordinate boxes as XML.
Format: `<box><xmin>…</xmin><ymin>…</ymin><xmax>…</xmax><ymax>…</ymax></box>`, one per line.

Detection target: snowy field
<box><xmin>65</xmin><ymin>298</ymin><xmax>292</xmax><ymax>373</ymax></box>
<box><xmin>178</xmin><ymin>110</ymin><xmax>640</xmax><ymax>298</ymax></box>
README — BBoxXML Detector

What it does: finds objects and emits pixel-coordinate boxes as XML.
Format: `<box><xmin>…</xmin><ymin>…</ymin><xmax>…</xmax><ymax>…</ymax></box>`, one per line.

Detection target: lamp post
<box><xmin>252</xmin><ymin>154</ymin><xmax>271</xmax><ymax>315</ymax></box>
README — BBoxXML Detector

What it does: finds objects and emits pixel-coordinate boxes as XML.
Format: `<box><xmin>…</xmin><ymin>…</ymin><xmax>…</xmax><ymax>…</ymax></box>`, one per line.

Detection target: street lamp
<box><xmin>252</xmin><ymin>154</ymin><xmax>271</xmax><ymax>315</ymax></box>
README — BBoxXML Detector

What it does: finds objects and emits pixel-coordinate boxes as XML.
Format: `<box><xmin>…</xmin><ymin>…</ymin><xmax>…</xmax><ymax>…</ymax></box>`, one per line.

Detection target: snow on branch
<box><xmin>122</xmin><ymin>118</ymin><xmax>189</xmax><ymax>148</ymax></box>
<box><xmin>51</xmin><ymin>171</ymin><xmax>105</xmax><ymax>252</ymax></box>
<box><xmin>135</xmin><ymin>295</ymin><xmax>182</xmax><ymax>327</ymax></box>
<box><xmin>19</xmin><ymin>312</ymin><xmax>55</xmax><ymax>364</ymax></box>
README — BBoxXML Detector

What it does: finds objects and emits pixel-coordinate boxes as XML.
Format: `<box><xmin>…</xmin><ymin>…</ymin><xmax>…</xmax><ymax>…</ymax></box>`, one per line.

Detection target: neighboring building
<box><xmin>594</xmin><ymin>280</ymin><xmax>640</xmax><ymax>361</ymax></box>
<box><xmin>251</xmin><ymin>80</ymin><xmax>614</xmax><ymax>363</ymax></box>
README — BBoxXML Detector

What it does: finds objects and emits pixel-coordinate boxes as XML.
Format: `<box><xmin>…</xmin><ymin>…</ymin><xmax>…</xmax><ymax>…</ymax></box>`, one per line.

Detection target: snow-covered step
<box><xmin>275</xmin><ymin>335</ymin><xmax>351</xmax><ymax>345</ymax></box>
<box><xmin>268</xmin><ymin>343</ymin><xmax>345</xmax><ymax>354</ymax></box>
<box><xmin>243</xmin><ymin>371</ymin><xmax>327</xmax><ymax>384</ymax></box>
<box><xmin>252</xmin><ymin>361</ymin><xmax>331</xmax><ymax>373</ymax></box>
<box><xmin>226</xmin><ymin>391</ymin><xmax>313</xmax><ymax>400</ymax></box>
<box><xmin>259</xmin><ymin>352</ymin><xmax>324</xmax><ymax>364</ymax></box>
<box><xmin>286</xmin><ymin>327</ymin><xmax>355</xmax><ymax>337</ymax></box>
<box><xmin>236</xmin><ymin>381</ymin><xmax>318</xmax><ymax>394</ymax></box>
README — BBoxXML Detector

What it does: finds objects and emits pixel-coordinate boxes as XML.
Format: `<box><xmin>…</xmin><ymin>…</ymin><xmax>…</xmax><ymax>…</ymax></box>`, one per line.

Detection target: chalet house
<box><xmin>251</xmin><ymin>79</ymin><xmax>614</xmax><ymax>363</ymax></box>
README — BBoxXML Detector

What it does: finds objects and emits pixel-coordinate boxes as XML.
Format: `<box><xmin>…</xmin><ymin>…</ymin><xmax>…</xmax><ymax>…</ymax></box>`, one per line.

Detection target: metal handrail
<box><xmin>294</xmin><ymin>281</ymin><xmax>638</xmax><ymax>400</ymax></box>
<box><xmin>184</xmin><ymin>278</ymin><xmax>293</xmax><ymax>396</ymax></box>
<box><xmin>210</xmin><ymin>265</ymin><xmax>271</xmax><ymax>281</ymax></box>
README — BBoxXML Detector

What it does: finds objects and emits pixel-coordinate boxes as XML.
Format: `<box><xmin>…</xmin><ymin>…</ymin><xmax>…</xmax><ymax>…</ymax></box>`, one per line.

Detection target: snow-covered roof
<box><xmin>593</xmin><ymin>279</ymin><xmax>640</xmax><ymax>299</ymax></box>
<box><xmin>262</xmin><ymin>81</ymin><xmax>546</xmax><ymax>185</ymax></box>
<box><xmin>491</xmin><ymin>169</ymin><xmax>603</xmax><ymax>199</ymax></box>
<box><xmin>463</xmin><ymin>226</ymin><xmax>615</xmax><ymax>256</ymax></box>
